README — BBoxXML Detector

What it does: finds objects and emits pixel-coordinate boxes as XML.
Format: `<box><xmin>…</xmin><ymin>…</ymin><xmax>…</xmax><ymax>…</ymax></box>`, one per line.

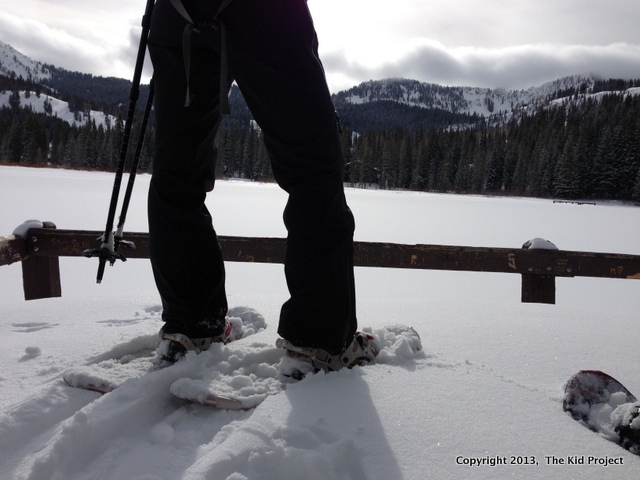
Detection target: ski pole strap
<box><xmin>169</xmin><ymin>0</ymin><xmax>235</xmax><ymax>114</ymax></box>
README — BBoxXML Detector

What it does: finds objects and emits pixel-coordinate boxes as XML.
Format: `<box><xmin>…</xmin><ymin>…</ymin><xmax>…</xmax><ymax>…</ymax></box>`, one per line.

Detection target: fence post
<box><xmin>520</xmin><ymin>238</ymin><xmax>557</xmax><ymax>304</ymax></box>
<box><xmin>521</xmin><ymin>274</ymin><xmax>555</xmax><ymax>304</ymax></box>
<box><xmin>22</xmin><ymin>222</ymin><xmax>61</xmax><ymax>300</ymax></box>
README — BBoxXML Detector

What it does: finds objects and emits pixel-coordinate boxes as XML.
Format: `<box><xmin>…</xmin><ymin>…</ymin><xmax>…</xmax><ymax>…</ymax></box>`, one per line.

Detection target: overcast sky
<box><xmin>2</xmin><ymin>0</ymin><xmax>640</xmax><ymax>93</ymax></box>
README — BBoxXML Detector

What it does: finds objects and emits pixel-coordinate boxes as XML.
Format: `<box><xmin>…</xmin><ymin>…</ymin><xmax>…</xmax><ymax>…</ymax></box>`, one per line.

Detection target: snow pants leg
<box><xmin>148</xmin><ymin>0</ymin><xmax>357</xmax><ymax>353</ymax></box>
<box><xmin>147</xmin><ymin>46</ymin><xmax>228</xmax><ymax>337</ymax></box>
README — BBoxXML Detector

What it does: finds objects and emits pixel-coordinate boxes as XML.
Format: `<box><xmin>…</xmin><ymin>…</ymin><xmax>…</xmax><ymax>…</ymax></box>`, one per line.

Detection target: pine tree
<box><xmin>5</xmin><ymin>117</ymin><xmax>24</xmax><ymax>163</ymax></box>
<box><xmin>425</xmin><ymin>129</ymin><xmax>445</xmax><ymax>191</ymax></box>
<box><xmin>591</xmin><ymin>129</ymin><xmax>617</xmax><ymax>199</ymax></box>
<box><xmin>23</xmin><ymin>116</ymin><xmax>46</xmax><ymax>164</ymax></box>
<box><xmin>442</xmin><ymin>132</ymin><xmax>461</xmax><ymax>191</ymax></box>
<box><xmin>398</xmin><ymin>133</ymin><xmax>413</xmax><ymax>189</ymax></box>
<box><xmin>8</xmin><ymin>90</ymin><xmax>21</xmax><ymax>112</ymax></box>
<box><xmin>554</xmin><ymin>133</ymin><xmax>581</xmax><ymax>199</ymax></box>
<box><xmin>410</xmin><ymin>127</ymin><xmax>428</xmax><ymax>190</ymax></box>
<box><xmin>453</xmin><ymin>130</ymin><xmax>476</xmax><ymax>192</ymax></box>
<box><xmin>485</xmin><ymin>131</ymin><xmax>506</xmax><ymax>192</ymax></box>
<box><xmin>470</xmin><ymin>129</ymin><xmax>489</xmax><ymax>192</ymax></box>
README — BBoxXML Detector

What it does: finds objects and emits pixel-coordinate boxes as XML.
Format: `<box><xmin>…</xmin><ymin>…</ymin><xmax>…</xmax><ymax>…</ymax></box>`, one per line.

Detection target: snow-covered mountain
<box><xmin>332</xmin><ymin>75</ymin><xmax>640</xmax><ymax>131</ymax></box>
<box><xmin>0</xmin><ymin>41</ymin><xmax>115</xmax><ymax>128</ymax></box>
<box><xmin>332</xmin><ymin>76</ymin><xmax>597</xmax><ymax>117</ymax></box>
<box><xmin>0</xmin><ymin>40</ymin><xmax>51</xmax><ymax>82</ymax></box>
<box><xmin>0</xmin><ymin>89</ymin><xmax>115</xmax><ymax>129</ymax></box>
<box><xmin>1</xmin><ymin>40</ymin><xmax>639</xmax><ymax>132</ymax></box>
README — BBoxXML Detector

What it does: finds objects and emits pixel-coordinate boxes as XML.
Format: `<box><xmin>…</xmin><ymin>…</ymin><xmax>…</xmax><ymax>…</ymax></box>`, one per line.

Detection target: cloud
<box><xmin>321</xmin><ymin>41</ymin><xmax>640</xmax><ymax>92</ymax></box>
<box><xmin>3</xmin><ymin>2</ymin><xmax>640</xmax><ymax>94</ymax></box>
<box><xmin>0</xmin><ymin>10</ymin><xmax>145</xmax><ymax>81</ymax></box>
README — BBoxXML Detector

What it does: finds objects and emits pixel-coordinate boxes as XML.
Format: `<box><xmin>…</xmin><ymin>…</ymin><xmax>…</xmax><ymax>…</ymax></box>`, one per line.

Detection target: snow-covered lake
<box><xmin>1</xmin><ymin>165</ymin><xmax>639</xmax><ymax>479</ymax></box>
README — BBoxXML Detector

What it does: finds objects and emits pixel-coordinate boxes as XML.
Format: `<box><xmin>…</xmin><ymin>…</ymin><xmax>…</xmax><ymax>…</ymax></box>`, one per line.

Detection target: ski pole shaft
<box><xmin>94</xmin><ymin>0</ymin><xmax>155</xmax><ymax>284</ymax></box>
<box><xmin>116</xmin><ymin>77</ymin><xmax>155</xmax><ymax>238</ymax></box>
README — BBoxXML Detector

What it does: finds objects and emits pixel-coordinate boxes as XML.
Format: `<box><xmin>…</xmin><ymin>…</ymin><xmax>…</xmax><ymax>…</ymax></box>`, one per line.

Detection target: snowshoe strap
<box><xmin>169</xmin><ymin>0</ymin><xmax>236</xmax><ymax>114</ymax></box>
<box><xmin>275</xmin><ymin>338</ymin><xmax>340</xmax><ymax>371</ymax></box>
<box><xmin>276</xmin><ymin>332</ymin><xmax>380</xmax><ymax>372</ymax></box>
<box><xmin>161</xmin><ymin>332</ymin><xmax>214</xmax><ymax>353</ymax></box>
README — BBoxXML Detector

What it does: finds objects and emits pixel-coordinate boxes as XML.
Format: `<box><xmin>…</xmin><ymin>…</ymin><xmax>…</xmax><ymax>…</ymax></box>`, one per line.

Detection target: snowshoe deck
<box><xmin>63</xmin><ymin>307</ymin><xmax>266</xmax><ymax>396</ymax></box>
<box><xmin>172</xmin><ymin>324</ymin><xmax>422</xmax><ymax>409</ymax></box>
<box><xmin>563</xmin><ymin>370</ymin><xmax>639</xmax><ymax>455</ymax></box>
<box><xmin>64</xmin><ymin>322</ymin><xmax>422</xmax><ymax>411</ymax></box>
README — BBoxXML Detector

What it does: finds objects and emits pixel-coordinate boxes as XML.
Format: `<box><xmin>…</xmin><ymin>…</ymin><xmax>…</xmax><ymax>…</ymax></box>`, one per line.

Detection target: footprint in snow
<box><xmin>12</xmin><ymin>322</ymin><xmax>57</xmax><ymax>333</ymax></box>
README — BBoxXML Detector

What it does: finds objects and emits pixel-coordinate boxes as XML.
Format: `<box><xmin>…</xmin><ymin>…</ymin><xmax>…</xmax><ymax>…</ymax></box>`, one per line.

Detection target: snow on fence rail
<box><xmin>1</xmin><ymin>222</ymin><xmax>639</xmax><ymax>304</ymax></box>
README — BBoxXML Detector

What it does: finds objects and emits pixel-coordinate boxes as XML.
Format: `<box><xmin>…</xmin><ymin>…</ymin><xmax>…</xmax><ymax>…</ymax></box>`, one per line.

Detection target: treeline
<box><xmin>1</xmin><ymin>82</ymin><xmax>640</xmax><ymax>202</ymax></box>
<box><xmin>554</xmin><ymin>79</ymin><xmax>640</xmax><ymax>100</ymax></box>
<box><xmin>592</xmin><ymin>78</ymin><xmax>640</xmax><ymax>94</ymax></box>
<box><xmin>42</xmin><ymin>66</ymin><xmax>149</xmax><ymax>117</ymax></box>
<box><xmin>0</xmin><ymin>96</ymin><xmax>151</xmax><ymax>170</ymax></box>
<box><xmin>0</xmin><ymin>85</ymin><xmax>254</xmax><ymax>174</ymax></box>
<box><xmin>341</xmin><ymin>93</ymin><xmax>640</xmax><ymax>201</ymax></box>
<box><xmin>0</xmin><ymin>97</ymin><xmax>269</xmax><ymax>178</ymax></box>
<box><xmin>335</xmin><ymin>100</ymin><xmax>481</xmax><ymax>132</ymax></box>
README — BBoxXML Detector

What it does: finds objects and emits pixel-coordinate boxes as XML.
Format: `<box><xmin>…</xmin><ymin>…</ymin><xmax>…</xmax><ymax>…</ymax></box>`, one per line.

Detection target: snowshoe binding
<box><xmin>157</xmin><ymin>317</ymin><xmax>243</xmax><ymax>365</ymax></box>
<box><xmin>276</xmin><ymin>331</ymin><xmax>380</xmax><ymax>379</ymax></box>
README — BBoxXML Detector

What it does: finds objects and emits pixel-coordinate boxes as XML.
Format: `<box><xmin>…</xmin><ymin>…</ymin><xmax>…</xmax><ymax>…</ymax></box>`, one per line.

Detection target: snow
<box><xmin>549</xmin><ymin>86</ymin><xmax>640</xmax><ymax>110</ymax></box>
<box><xmin>337</xmin><ymin>76</ymin><xmax>598</xmax><ymax>118</ymax></box>
<box><xmin>1</xmin><ymin>41</ymin><xmax>116</xmax><ymax>128</ymax></box>
<box><xmin>12</xmin><ymin>220</ymin><xmax>44</xmax><ymax>237</ymax></box>
<box><xmin>0</xmin><ymin>40</ymin><xmax>51</xmax><ymax>82</ymax></box>
<box><xmin>1</xmin><ymin>165</ymin><xmax>639</xmax><ymax>479</ymax></box>
<box><xmin>523</xmin><ymin>237</ymin><xmax>558</xmax><ymax>250</ymax></box>
<box><xmin>0</xmin><ymin>41</ymin><xmax>115</xmax><ymax>129</ymax></box>
<box><xmin>0</xmin><ymin>90</ymin><xmax>116</xmax><ymax>129</ymax></box>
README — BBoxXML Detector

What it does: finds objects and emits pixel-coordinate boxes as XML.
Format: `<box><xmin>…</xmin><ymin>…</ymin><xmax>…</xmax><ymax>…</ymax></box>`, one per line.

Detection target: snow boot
<box><xmin>276</xmin><ymin>331</ymin><xmax>380</xmax><ymax>379</ymax></box>
<box><xmin>157</xmin><ymin>317</ymin><xmax>243</xmax><ymax>365</ymax></box>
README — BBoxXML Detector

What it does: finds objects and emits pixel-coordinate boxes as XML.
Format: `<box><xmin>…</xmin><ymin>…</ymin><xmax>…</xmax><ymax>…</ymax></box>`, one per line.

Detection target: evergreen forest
<box><xmin>1</xmin><ymin>72</ymin><xmax>640</xmax><ymax>203</ymax></box>
<box><xmin>342</xmin><ymin>93</ymin><xmax>640</xmax><ymax>201</ymax></box>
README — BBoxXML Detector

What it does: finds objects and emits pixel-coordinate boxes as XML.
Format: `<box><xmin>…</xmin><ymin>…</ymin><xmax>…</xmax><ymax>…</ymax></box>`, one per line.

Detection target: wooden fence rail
<box><xmin>1</xmin><ymin>222</ymin><xmax>639</xmax><ymax>303</ymax></box>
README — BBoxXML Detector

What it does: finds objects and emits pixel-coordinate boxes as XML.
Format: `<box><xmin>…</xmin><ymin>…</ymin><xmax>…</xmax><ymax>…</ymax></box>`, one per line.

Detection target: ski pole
<box><xmin>114</xmin><ymin>77</ymin><xmax>155</xmax><ymax>247</ymax></box>
<box><xmin>83</xmin><ymin>0</ymin><xmax>156</xmax><ymax>283</ymax></box>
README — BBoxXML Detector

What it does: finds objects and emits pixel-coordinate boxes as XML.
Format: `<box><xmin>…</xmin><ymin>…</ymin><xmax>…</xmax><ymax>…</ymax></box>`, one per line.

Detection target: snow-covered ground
<box><xmin>1</xmin><ymin>165</ymin><xmax>639</xmax><ymax>480</ymax></box>
<box><xmin>0</xmin><ymin>90</ymin><xmax>115</xmax><ymax>129</ymax></box>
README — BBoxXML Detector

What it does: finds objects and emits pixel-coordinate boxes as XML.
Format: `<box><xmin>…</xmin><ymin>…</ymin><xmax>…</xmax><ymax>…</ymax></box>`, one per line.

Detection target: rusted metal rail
<box><xmin>1</xmin><ymin>223</ymin><xmax>639</xmax><ymax>303</ymax></box>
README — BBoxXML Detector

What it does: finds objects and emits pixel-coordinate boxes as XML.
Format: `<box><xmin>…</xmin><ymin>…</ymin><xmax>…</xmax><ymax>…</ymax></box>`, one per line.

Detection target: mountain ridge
<box><xmin>332</xmin><ymin>75</ymin><xmax>596</xmax><ymax>116</ymax></box>
<box><xmin>4</xmin><ymin>39</ymin><xmax>638</xmax><ymax>131</ymax></box>
<box><xmin>0</xmin><ymin>40</ymin><xmax>52</xmax><ymax>83</ymax></box>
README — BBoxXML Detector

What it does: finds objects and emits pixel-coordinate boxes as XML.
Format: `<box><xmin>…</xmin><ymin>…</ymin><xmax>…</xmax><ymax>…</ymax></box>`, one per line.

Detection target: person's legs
<box><xmin>222</xmin><ymin>0</ymin><xmax>357</xmax><ymax>353</ymax></box>
<box><xmin>147</xmin><ymin>0</ymin><xmax>228</xmax><ymax>338</ymax></box>
<box><xmin>148</xmin><ymin>0</ymin><xmax>358</xmax><ymax>354</ymax></box>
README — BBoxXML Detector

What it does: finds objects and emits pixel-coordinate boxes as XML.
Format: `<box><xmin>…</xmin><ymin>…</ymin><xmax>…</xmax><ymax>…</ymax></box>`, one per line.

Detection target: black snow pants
<box><xmin>147</xmin><ymin>0</ymin><xmax>357</xmax><ymax>354</ymax></box>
